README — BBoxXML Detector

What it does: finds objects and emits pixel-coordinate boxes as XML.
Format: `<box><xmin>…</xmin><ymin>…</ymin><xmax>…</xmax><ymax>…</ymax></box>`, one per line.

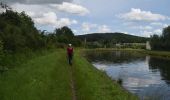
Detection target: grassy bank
<box><xmin>138</xmin><ymin>50</ymin><xmax>170</xmax><ymax>59</ymax></box>
<box><xmin>0</xmin><ymin>49</ymin><xmax>138</xmax><ymax>100</ymax></box>
<box><xmin>85</xmin><ymin>48</ymin><xmax>170</xmax><ymax>59</ymax></box>
<box><xmin>0</xmin><ymin>50</ymin><xmax>73</xmax><ymax>100</ymax></box>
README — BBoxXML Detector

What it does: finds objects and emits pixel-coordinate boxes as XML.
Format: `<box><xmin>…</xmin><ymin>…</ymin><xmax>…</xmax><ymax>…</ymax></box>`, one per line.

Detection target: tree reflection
<box><xmin>149</xmin><ymin>57</ymin><xmax>170</xmax><ymax>84</ymax></box>
<box><xmin>85</xmin><ymin>51</ymin><xmax>145</xmax><ymax>64</ymax></box>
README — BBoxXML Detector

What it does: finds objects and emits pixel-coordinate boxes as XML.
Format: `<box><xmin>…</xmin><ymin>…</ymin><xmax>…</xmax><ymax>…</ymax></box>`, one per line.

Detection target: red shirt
<box><xmin>67</xmin><ymin>47</ymin><xmax>73</xmax><ymax>55</ymax></box>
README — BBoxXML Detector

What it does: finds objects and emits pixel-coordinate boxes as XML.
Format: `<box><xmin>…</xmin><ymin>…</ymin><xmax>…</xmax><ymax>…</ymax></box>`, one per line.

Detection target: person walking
<box><xmin>67</xmin><ymin>44</ymin><xmax>74</xmax><ymax>65</ymax></box>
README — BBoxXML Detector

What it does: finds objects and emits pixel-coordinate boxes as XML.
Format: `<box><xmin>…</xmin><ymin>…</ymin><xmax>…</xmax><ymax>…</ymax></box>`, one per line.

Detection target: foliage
<box><xmin>150</xmin><ymin>26</ymin><xmax>170</xmax><ymax>51</ymax></box>
<box><xmin>0</xmin><ymin>39</ymin><xmax>4</xmax><ymax>65</ymax></box>
<box><xmin>0</xmin><ymin>10</ymin><xmax>45</xmax><ymax>53</ymax></box>
<box><xmin>55</xmin><ymin>26</ymin><xmax>82</xmax><ymax>46</ymax></box>
<box><xmin>0</xmin><ymin>3</ymin><xmax>82</xmax><ymax>55</ymax></box>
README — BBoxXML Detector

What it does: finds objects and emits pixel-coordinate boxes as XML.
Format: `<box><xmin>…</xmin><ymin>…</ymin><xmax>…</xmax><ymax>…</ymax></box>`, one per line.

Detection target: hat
<box><xmin>68</xmin><ymin>44</ymin><xmax>72</xmax><ymax>46</ymax></box>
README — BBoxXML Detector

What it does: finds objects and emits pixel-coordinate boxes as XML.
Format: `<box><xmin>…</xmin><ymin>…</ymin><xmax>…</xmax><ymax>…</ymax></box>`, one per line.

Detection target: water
<box><xmin>85</xmin><ymin>51</ymin><xmax>170</xmax><ymax>100</ymax></box>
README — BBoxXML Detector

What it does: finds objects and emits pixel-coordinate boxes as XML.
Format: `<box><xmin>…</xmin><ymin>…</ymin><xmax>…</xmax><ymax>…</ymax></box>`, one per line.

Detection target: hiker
<box><xmin>67</xmin><ymin>44</ymin><xmax>74</xmax><ymax>65</ymax></box>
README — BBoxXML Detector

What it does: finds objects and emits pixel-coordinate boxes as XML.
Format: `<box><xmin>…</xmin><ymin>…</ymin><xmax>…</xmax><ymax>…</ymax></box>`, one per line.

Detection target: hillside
<box><xmin>77</xmin><ymin>33</ymin><xmax>149</xmax><ymax>43</ymax></box>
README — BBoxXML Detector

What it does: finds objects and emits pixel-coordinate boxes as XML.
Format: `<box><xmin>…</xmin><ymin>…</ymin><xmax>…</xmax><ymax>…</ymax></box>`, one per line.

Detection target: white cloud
<box><xmin>12</xmin><ymin>2</ymin><xmax>89</xmax><ymax>16</ymax></box>
<box><xmin>50</xmin><ymin>2</ymin><xmax>89</xmax><ymax>15</ymax></box>
<box><xmin>153</xmin><ymin>29</ymin><xmax>162</xmax><ymax>34</ymax></box>
<box><xmin>98</xmin><ymin>25</ymin><xmax>111</xmax><ymax>33</ymax></box>
<box><xmin>5</xmin><ymin>0</ymin><xmax>73</xmax><ymax>4</ymax></box>
<box><xmin>33</xmin><ymin>12</ymin><xmax>77</xmax><ymax>27</ymax></box>
<box><xmin>150</xmin><ymin>22</ymin><xmax>168</xmax><ymax>28</ymax></box>
<box><xmin>123</xmin><ymin>22</ymin><xmax>135</xmax><ymax>26</ymax></box>
<box><xmin>56</xmin><ymin>18</ymin><xmax>78</xmax><ymax>27</ymax></box>
<box><xmin>73</xmin><ymin>29</ymin><xmax>78</xmax><ymax>33</ymax></box>
<box><xmin>34</xmin><ymin>12</ymin><xmax>57</xmax><ymax>25</ymax></box>
<box><xmin>0</xmin><ymin>7</ymin><xmax>6</xmax><ymax>13</ymax></box>
<box><xmin>150</xmin><ymin>22</ymin><xmax>163</xmax><ymax>26</ymax></box>
<box><xmin>81</xmin><ymin>23</ymin><xmax>112</xmax><ymax>33</ymax></box>
<box><xmin>118</xmin><ymin>8</ymin><xmax>169</xmax><ymax>21</ymax></box>
<box><xmin>140</xmin><ymin>28</ymin><xmax>162</xmax><ymax>37</ymax></box>
<box><xmin>11</xmin><ymin>3</ymin><xmax>52</xmax><ymax>14</ymax></box>
<box><xmin>131</xmin><ymin>26</ymin><xmax>153</xmax><ymax>30</ymax></box>
<box><xmin>82</xmin><ymin>22</ymin><xmax>97</xmax><ymax>32</ymax></box>
<box><xmin>140</xmin><ymin>31</ymin><xmax>153</xmax><ymax>37</ymax></box>
<box><xmin>11</xmin><ymin>3</ymin><xmax>79</xmax><ymax>28</ymax></box>
<box><xmin>163</xmin><ymin>24</ymin><xmax>168</xmax><ymax>28</ymax></box>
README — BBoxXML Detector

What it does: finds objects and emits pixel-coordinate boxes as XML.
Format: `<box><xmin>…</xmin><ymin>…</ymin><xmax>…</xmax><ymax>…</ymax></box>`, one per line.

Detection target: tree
<box><xmin>150</xmin><ymin>26</ymin><xmax>170</xmax><ymax>51</ymax></box>
<box><xmin>55</xmin><ymin>26</ymin><xmax>81</xmax><ymax>46</ymax></box>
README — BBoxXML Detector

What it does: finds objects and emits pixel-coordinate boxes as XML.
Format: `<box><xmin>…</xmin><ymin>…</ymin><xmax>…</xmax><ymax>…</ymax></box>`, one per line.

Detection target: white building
<box><xmin>146</xmin><ymin>41</ymin><xmax>151</xmax><ymax>50</ymax></box>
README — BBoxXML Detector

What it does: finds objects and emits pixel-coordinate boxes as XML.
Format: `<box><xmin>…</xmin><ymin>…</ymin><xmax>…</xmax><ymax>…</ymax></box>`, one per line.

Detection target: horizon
<box><xmin>1</xmin><ymin>0</ymin><xmax>170</xmax><ymax>37</ymax></box>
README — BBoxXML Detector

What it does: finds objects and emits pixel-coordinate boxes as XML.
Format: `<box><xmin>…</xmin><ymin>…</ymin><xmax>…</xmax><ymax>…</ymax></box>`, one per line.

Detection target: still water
<box><xmin>86</xmin><ymin>51</ymin><xmax>170</xmax><ymax>100</ymax></box>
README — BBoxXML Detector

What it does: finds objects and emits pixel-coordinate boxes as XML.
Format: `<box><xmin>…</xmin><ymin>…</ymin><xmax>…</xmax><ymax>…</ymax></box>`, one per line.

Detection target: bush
<box><xmin>0</xmin><ymin>40</ymin><xmax>4</xmax><ymax>65</ymax></box>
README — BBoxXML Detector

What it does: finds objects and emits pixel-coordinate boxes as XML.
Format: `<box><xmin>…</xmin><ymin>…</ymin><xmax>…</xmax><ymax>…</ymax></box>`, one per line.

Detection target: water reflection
<box><xmin>149</xmin><ymin>57</ymin><xmax>170</xmax><ymax>84</ymax></box>
<box><xmin>86</xmin><ymin>51</ymin><xmax>145</xmax><ymax>64</ymax></box>
<box><xmin>86</xmin><ymin>51</ymin><xmax>170</xmax><ymax>100</ymax></box>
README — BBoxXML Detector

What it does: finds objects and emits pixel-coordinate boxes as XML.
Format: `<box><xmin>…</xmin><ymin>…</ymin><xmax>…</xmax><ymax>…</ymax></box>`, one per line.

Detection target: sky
<box><xmin>1</xmin><ymin>0</ymin><xmax>170</xmax><ymax>37</ymax></box>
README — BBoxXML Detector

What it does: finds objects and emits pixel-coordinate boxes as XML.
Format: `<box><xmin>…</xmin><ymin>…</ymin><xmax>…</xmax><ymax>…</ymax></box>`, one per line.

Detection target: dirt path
<box><xmin>69</xmin><ymin>65</ymin><xmax>77</xmax><ymax>100</ymax></box>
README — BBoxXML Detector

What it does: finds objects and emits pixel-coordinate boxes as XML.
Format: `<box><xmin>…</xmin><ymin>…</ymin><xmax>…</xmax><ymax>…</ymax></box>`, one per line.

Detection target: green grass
<box><xmin>138</xmin><ymin>50</ymin><xmax>170</xmax><ymax>59</ymax></box>
<box><xmin>0</xmin><ymin>50</ymin><xmax>72</xmax><ymax>100</ymax></box>
<box><xmin>0</xmin><ymin>49</ymin><xmax>138</xmax><ymax>100</ymax></box>
<box><xmin>85</xmin><ymin>48</ymin><xmax>170</xmax><ymax>59</ymax></box>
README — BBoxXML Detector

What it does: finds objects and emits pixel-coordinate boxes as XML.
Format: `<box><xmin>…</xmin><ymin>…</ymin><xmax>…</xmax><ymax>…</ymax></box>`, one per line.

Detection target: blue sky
<box><xmin>2</xmin><ymin>0</ymin><xmax>170</xmax><ymax>37</ymax></box>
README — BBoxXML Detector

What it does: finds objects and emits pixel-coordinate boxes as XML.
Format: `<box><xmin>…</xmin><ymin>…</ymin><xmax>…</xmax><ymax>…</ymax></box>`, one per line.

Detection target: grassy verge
<box><xmin>85</xmin><ymin>48</ymin><xmax>170</xmax><ymax>59</ymax></box>
<box><xmin>0</xmin><ymin>49</ymin><xmax>138</xmax><ymax>100</ymax></box>
<box><xmin>0</xmin><ymin>50</ymin><xmax>72</xmax><ymax>100</ymax></box>
<box><xmin>138</xmin><ymin>50</ymin><xmax>170</xmax><ymax>59</ymax></box>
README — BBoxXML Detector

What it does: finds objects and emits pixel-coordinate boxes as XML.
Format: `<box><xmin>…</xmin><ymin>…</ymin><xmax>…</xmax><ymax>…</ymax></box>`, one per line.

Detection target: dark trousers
<box><xmin>68</xmin><ymin>54</ymin><xmax>73</xmax><ymax>65</ymax></box>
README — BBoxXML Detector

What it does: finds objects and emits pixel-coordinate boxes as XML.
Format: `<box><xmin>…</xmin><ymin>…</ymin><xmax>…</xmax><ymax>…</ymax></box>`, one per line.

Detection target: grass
<box><xmin>138</xmin><ymin>50</ymin><xmax>170</xmax><ymax>59</ymax></box>
<box><xmin>85</xmin><ymin>48</ymin><xmax>170</xmax><ymax>59</ymax></box>
<box><xmin>0</xmin><ymin>49</ymin><xmax>138</xmax><ymax>100</ymax></box>
<box><xmin>0</xmin><ymin>50</ymin><xmax>72</xmax><ymax>100</ymax></box>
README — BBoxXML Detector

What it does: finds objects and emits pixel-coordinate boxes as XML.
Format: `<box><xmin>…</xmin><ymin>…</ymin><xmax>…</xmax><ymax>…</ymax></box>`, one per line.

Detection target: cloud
<box><xmin>98</xmin><ymin>25</ymin><xmax>111</xmax><ymax>33</ymax></box>
<box><xmin>34</xmin><ymin>12</ymin><xmax>77</xmax><ymax>27</ymax></box>
<box><xmin>153</xmin><ymin>29</ymin><xmax>162</xmax><ymax>34</ymax></box>
<box><xmin>118</xmin><ymin>8</ymin><xmax>169</xmax><ymax>21</ymax></box>
<box><xmin>11</xmin><ymin>3</ymin><xmax>53</xmax><ymax>14</ymax></box>
<box><xmin>140</xmin><ymin>28</ymin><xmax>162</xmax><ymax>37</ymax></box>
<box><xmin>4</xmin><ymin>0</ymin><xmax>73</xmax><ymax>4</ymax></box>
<box><xmin>140</xmin><ymin>31</ymin><xmax>153</xmax><ymax>37</ymax></box>
<box><xmin>82</xmin><ymin>22</ymin><xmax>97</xmax><ymax>32</ymax></box>
<box><xmin>34</xmin><ymin>12</ymin><xmax>57</xmax><ymax>25</ymax></box>
<box><xmin>10</xmin><ymin>3</ymin><xmax>81</xmax><ymax>28</ymax></box>
<box><xmin>123</xmin><ymin>22</ymin><xmax>135</xmax><ymax>26</ymax></box>
<box><xmin>150</xmin><ymin>22</ymin><xmax>168</xmax><ymax>27</ymax></box>
<box><xmin>11</xmin><ymin>2</ymin><xmax>89</xmax><ymax>16</ymax></box>
<box><xmin>56</xmin><ymin>18</ymin><xmax>78</xmax><ymax>27</ymax></box>
<box><xmin>50</xmin><ymin>2</ymin><xmax>89</xmax><ymax>15</ymax></box>
<box><xmin>0</xmin><ymin>8</ymin><xmax>6</xmax><ymax>13</ymax></box>
<box><xmin>131</xmin><ymin>26</ymin><xmax>153</xmax><ymax>30</ymax></box>
<box><xmin>150</xmin><ymin>22</ymin><xmax>163</xmax><ymax>26</ymax></box>
<box><xmin>81</xmin><ymin>23</ymin><xmax>111</xmax><ymax>33</ymax></box>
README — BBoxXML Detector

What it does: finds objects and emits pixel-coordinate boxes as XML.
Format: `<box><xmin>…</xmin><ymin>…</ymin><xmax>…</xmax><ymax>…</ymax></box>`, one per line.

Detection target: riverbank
<box><xmin>138</xmin><ymin>50</ymin><xmax>170</xmax><ymax>59</ymax></box>
<box><xmin>0</xmin><ymin>49</ymin><xmax>138</xmax><ymax>100</ymax></box>
<box><xmin>84</xmin><ymin>48</ymin><xmax>170</xmax><ymax>59</ymax></box>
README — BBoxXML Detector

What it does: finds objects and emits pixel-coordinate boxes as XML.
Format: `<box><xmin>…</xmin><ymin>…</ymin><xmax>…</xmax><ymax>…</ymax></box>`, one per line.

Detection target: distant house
<box><xmin>146</xmin><ymin>41</ymin><xmax>151</xmax><ymax>50</ymax></box>
<box><xmin>116</xmin><ymin>43</ymin><xmax>121</xmax><ymax>46</ymax></box>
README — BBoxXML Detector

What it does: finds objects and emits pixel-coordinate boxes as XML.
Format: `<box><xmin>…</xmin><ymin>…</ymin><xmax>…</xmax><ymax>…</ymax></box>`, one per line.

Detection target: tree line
<box><xmin>150</xmin><ymin>26</ymin><xmax>170</xmax><ymax>51</ymax></box>
<box><xmin>0</xmin><ymin>3</ymin><xmax>81</xmax><ymax>56</ymax></box>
